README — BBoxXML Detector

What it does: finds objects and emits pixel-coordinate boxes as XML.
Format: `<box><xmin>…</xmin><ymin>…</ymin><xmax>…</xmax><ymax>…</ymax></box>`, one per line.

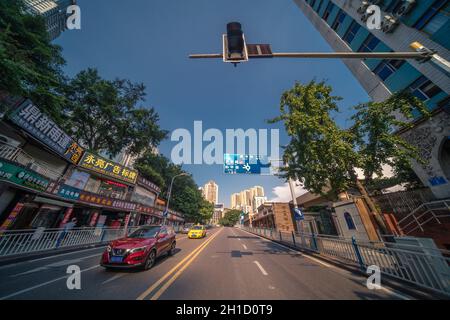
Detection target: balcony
<box><xmin>0</xmin><ymin>141</ymin><xmax>62</xmax><ymax>181</ymax></box>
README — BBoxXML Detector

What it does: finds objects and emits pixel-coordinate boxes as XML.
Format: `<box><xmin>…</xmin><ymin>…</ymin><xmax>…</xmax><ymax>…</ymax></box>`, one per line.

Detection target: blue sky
<box><xmin>57</xmin><ymin>0</ymin><xmax>370</xmax><ymax>207</ymax></box>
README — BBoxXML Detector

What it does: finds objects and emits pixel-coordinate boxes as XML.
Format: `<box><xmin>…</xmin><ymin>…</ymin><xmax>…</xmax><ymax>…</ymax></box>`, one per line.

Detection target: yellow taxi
<box><xmin>188</xmin><ymin>225</ymin><xmax>207</xmax><ymax>239</ymax></box>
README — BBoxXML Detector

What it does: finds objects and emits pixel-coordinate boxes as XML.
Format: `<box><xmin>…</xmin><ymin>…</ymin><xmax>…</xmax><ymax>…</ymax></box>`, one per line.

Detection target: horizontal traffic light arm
<box><xmin>189</xmin><ymin>51</ymin><xmax>431</xmax><ymax>60</ymax></box>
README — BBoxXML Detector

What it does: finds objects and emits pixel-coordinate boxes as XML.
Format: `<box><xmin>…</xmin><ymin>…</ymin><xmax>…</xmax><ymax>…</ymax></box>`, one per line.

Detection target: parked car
<box><xmin>181</xmin><ymin>223</ymin><xmax>194</xmax><ymax>234</ymax></box>
<box><xmin>100</xmin><ymin>225</ymin><xmax>176</xmax><ymax>270</ymax></box>
<box><xmin>188</xmin><ymin>225</ymin><xmax>207</xmax><ymax>239</ymax></box>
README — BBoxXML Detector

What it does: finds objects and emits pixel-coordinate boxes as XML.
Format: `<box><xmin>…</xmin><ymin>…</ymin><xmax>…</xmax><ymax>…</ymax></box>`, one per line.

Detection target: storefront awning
<box><xmin>33</xmin><ymin>196</ymin><xmax>74</xmax><ymax>208</ymax></box>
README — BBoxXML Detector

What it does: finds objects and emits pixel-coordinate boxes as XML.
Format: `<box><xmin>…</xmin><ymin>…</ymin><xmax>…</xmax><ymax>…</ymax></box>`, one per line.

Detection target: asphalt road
<box><xmin>0</xmin><ymin>227</ymin><xmax>409</xmax><ymax>300</ymax></box>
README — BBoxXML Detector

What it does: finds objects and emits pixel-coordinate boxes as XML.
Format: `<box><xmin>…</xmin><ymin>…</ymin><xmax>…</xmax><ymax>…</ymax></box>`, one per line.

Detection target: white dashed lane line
<box><xmin>253</xmin><ymin>261</ymin><xmax>268</xmax><ymax>276</ymax></box>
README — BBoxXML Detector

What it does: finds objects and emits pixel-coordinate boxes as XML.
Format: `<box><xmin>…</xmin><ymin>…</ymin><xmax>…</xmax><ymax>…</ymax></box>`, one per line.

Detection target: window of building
<box><xmin>414</xmin><ymin>0</ymin><xmax>448</xmax><ymax>33</ymax></box>
<box><xmin>331</xmin><ymin>9</ymin><xmax>346</xmax><ymax>31</ymax></box>
<box><xmin>385</xmin><ymin>0</ymin><xmax>403</xmax><ymax>13</ymax></box>
<box><xmin>358</xmin><ymin>34</ymin><xmax>381</xmax><ymax>52</ymax></box>
<box><xmin>344</xmin><ymin>212</ymin><xmax>356</xmax><ymax>230</ymax></box>
<box><xmin>343</xmin><ymin>21</ymin><xmax>361</xmax><ymax>44</ymax></box>
<box><xmin>373</xmin><ymin>59</ymin><xmax>405</xmax><ymax>81</ymax></box>
<box><xmin>408</xmin><ymin>76</ymin><xmax>443</xmax><ymax>101</ymax></box>
<box><xmin>322</xmin><ymin>2</ymin><xmax>335</xmax><ymax>21</ymax></box>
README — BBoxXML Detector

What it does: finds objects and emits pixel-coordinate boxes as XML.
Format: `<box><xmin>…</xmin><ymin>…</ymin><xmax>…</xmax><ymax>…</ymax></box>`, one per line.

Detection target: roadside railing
<box><xmin>0</xmin><ymin>226</ymin><xmax>140</xmax><ymax>258</ymax></box>
<box><xmin>0</xmin><ymin>224</ymin><xmax>185</xmax><ymax>258</ymax></box>
<box><xmin>241</xmin><ymin>226</ymin><xmax>450</xmax><ymax>297</ymax></box>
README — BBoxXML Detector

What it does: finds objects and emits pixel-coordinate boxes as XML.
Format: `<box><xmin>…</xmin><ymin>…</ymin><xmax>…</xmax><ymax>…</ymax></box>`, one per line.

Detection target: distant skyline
<box><xmin>56</xmin><ymin>0</ymin><xmax>370</xmax><ymax>207</ymax></box>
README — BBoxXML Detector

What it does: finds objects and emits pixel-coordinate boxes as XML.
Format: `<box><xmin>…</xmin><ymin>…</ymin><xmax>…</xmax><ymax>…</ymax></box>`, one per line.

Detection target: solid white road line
<box><xmin>236</xmin><ymin>228</ymin><xmax>411</xmax><ymax>300</ymax></box>
<box><xmin>0</xmin><ymin>247</ymin><xmax>105</xmax><ymax>271</ymax></box>
<box><xmin>0</xmin><ymin>265</ymin><xmax>100</xmax><ymax>300</ymax></box>
<box><xmin>101</xmin><ymin>274</ymin><xmax>125</xmax><ymax>285</ymax></box>
<box><xmin>253</xmin><ymin>261</ymin><xmax>268</xmax><ymax>276</ymax></box>
<box><xmin>10</xmin><ymin>253</ymin><xmax>102</xmax><ymax>277</ymax></box>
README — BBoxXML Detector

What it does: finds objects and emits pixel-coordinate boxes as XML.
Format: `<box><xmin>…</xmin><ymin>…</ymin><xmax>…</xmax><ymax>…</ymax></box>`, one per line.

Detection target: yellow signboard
<box><xmin>79</xmin><ymin>152</ymin><xmax>138</xmax><ymax>184</ymax></box>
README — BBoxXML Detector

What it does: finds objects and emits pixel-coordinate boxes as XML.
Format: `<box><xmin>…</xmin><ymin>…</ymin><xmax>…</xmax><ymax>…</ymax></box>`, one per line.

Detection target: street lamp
<box><xmin>163</xmin><ymin>172</ymin><xmax>189</xmax><ymax>225</ymax></box>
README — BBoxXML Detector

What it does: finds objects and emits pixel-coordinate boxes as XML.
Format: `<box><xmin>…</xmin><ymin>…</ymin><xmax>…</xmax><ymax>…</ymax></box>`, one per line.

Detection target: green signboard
<box><xmin>0</xmin><ymin>160</ymin><xmax>50</xmax><ymax>192</ymax></box>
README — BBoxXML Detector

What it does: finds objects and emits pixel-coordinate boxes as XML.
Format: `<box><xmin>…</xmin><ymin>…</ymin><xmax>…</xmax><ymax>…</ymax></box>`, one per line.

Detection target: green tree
<box><xmin>135</xmin><ymin>152</ymin><xmax>211</xmax><ymax>223</ymax></box>
<box><xmin>0</xmin><ymin>0</ymin><xmax>66</xmax><ymax>120</ymax></box>
<box><xmin>270</xmin><ymin>81</ymin><xmax>428</xmax><ymax>234</ymax></box>
<box><xmin>62</xmin><ymin>68</ymin><xmax>167</xmax><ymax>156</ymax></box>
<box><xmin>219</xmin><ymin>209</ymin><xmax>242</xmax><ymax>227</ymax></box>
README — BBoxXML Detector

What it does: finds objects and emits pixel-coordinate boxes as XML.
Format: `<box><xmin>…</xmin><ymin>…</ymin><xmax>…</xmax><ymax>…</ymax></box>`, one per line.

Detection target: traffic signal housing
<box><xmin>223</xmin><ymin>22</ymin><xmax>248</xmax><ymax>64</ymax></box>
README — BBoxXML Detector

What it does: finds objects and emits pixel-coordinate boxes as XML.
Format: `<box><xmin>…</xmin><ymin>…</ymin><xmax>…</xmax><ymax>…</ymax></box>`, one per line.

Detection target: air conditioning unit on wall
<box><xmin>381</xmin><ymin>15</ymin><xmax>399</xmax><ymax>33</ymax></box>
<box><xmin>395</xmin><ymin>0</ymin><xmax>416</xmax><ymax>17</ymax></box>
<box><xmin>357</xmin><ymin>1</ymin><xmax>371</xmax><ymax>14</ymax></box>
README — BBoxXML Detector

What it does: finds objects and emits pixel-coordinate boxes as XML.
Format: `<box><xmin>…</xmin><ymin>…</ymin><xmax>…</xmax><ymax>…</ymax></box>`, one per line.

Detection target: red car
<box><xmin>101</xmin><ymin>225</ymin><xmax>176</xmax><ymax>270</ymax></box>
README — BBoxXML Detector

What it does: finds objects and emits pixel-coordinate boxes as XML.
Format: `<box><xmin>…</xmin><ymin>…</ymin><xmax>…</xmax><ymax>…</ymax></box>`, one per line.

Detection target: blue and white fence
<box><xmin>241</xmin><ymin>226</ymin><xmax>450</xmax><ymax>298</ymax></box>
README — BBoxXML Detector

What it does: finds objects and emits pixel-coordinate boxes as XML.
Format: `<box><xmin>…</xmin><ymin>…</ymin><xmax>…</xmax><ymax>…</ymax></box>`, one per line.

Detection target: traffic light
<box><xmin>223</xmin><ymin>22</ymin><xmax>248</xmax><ymax>64</ymax></box>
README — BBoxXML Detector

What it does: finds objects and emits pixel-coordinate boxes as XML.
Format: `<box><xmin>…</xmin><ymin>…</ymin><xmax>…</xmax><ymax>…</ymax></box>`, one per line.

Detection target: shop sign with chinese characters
<box><xmin>8</xmin><ymin>100</ymin><xmax>84</xmax><ymax>164</ymax></box>
<box><xmin>57</xmin><ymin>184</ymin><xmax>82</xmax><ymax>200</ymax></box>
<box><xmin>79</xmin><ymin>192</ymin><xmax>137</xmax><ymax>211</ymax></box>
<box><xmin>0</xmin><ymin>160</ymin><xmax>50</xmax><ymax>192</ymax></box>
<box><xmin>79</xmin><ymin>152</ymin><xmax>138</xmax><ymax>184</ymax></box>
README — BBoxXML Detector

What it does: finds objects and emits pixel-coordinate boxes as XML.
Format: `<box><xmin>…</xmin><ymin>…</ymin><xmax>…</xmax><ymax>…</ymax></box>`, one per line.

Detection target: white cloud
<box><xmin>269</xmin><ymin>181</ymin><xmax>308</xmax><ymax>203</ymax></box>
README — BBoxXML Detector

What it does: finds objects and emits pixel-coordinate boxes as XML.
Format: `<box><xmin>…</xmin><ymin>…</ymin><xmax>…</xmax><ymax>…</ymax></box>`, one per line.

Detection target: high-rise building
<box><xmin>24</xmin><ymin>0</ymin><xmax>76</xmax><ymax>40</ymax></box>
<box><xmin>210</xmin><ymin>203</ymin><xmax>224</xmax><ymax>225</ymax></box>
<box><xmin>294</xmin><ymin>0</ymin><xmax>450</xmax><ymax>199</ymax></box>
<box><xmin>230</xmin><ymin>186</ymin><xmax>266</xmax><ymax>214</ymax></box>
<box><xmin>253</xmin><ymin>196</ymin><xmax>268</xmax><ymax>212</ymax></box>
<box><xmin>202</xmin><ymin>180</ymin><xmax>219</xmax><ymax>204</ymax></box>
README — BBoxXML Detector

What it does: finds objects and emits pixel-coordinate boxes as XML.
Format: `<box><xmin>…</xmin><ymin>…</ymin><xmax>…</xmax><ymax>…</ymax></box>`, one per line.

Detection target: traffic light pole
<box><xmin>189</xmin><ymin>51</ymin><xmax>430</xmax><ymax>60</ymax></box>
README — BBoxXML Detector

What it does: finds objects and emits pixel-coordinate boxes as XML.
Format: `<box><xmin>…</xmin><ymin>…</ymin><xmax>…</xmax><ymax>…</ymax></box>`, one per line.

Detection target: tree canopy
<box><xmin>135</xmin><ymin>152</ymin><xmax>213</xmax><ymax>223</ymax></box>
<box><xmin>62</xmin><ymin>68</ymin><xmax>168</xmax><ymax>156</ymax></box>
<box><xmin>270</xmin><ymin>81</ymin><xmax>428</xmax><ymax>196</ymax></box>
<box><xmin>219</xmin><ymin>210</ymin><xmax>242</xmax><ymax>226</ymax></box>
<box><xmin>0</xmin><ymin>0</ymin><xmax>66</xmax><ymax>120</ymax></box>
<box><xmin>270</xmin><ymin>81</ymin><xmax>429</xmax><ymax>233</ymax></box>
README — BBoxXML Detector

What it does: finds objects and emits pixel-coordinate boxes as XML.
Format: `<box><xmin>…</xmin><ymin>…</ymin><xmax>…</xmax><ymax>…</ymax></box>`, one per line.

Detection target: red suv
<box><xmin>100</xmin><ymin>225</ymin><xmax>176</xmax><ymax>270</ymax></box>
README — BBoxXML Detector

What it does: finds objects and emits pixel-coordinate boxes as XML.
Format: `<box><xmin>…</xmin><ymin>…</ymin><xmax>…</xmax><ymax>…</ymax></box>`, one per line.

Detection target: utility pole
<box><xmin>163</xmin><ymin>173</ymin><xmax>188</xmax><ymax>226</ymax></box>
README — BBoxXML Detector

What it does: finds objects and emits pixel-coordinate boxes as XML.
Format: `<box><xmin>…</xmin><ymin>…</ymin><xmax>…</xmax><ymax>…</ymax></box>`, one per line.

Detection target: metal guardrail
<box><xmin>241</xmin><ymin>226</ymin><xmax>450</xmax><ymax>297</ymax></box>
<box><xmin>0</xmin><ymin>224</ymin><xmax>184</xmax><ymax>258</ymax></box>
<box><xmin>397</xmin><ymin>199</ymin><xmax>450</xmax><ymax>235</ymax></box>
<box><xmin>0</xmin><ymin>226</ymin><xmax>141</xmax><ymax>257</ymax></box>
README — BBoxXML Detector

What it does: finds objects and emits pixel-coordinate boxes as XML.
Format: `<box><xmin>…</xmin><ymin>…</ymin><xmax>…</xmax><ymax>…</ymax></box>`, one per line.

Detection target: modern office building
<box><xmin>294</xmin><ymin>0</ymin><xmax>450</xmax><ymax>199</ymax></box>
<box><xmin>24</xmin><ymin>0</ymin><xmax>76</xmax><ymax>40</ymax></box>
<box><xmin>202</xmin><ymin>180</ymin><xmax>219</xmax><ymax>204</ymax></box>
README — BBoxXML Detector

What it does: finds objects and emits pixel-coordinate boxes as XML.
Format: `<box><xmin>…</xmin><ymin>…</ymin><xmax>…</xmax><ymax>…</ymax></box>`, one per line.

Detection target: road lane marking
<box><xmin>149</xmin><ymin>229</ymin><xmax>222</xmax><ymax>300</ymax></box>
<box><xmin>136</xmin><ymin>229</ymin><xmax>221</xmax><ymax>300</ymax></box>
<box><xmin>242</xmin><ymin>244</ymin><xmax>248</xmax><ymax>250</ymax></box>
<box><xmin>253</xmin><ymin>261</ymin><xmax>268</xmax><ymax>276</ymax></box>
<box><xmin>9</xmin><ymin>253</ymin><xmax>102</xmax><ymax>277</ymax></box>
<box><xmin>102</xmin><ymin>274</ymin><xmax>125</xmax><ymax>285</ymax></box>
<box><xmin>0</xmin><ymin>247</ymin><xmax>105</xmax><ymax>271</ymax></box>
<box><xmin>0</xmin><ymin>265</ymin><xmax>100</xmax><ymax>300</ymax></box>
<box><xmin>237</xmin><ymin>228</ymin><xmax>411</xmax><ymax>300</ymax></box>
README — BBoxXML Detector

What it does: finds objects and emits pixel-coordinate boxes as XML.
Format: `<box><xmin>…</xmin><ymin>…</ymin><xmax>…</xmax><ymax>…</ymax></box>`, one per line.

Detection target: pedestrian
<box><xmin>56</xmin><ymin>218</ymin><xmax>78</xmax><ymax>247</ymax></box>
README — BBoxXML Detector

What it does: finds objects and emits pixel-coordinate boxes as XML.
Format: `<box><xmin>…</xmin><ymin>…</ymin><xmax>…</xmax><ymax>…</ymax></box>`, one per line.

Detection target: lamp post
<box><xmin>163</xmin><ymin>173</ymin><xmax>188</xmax><ymax>225</ymax></box>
